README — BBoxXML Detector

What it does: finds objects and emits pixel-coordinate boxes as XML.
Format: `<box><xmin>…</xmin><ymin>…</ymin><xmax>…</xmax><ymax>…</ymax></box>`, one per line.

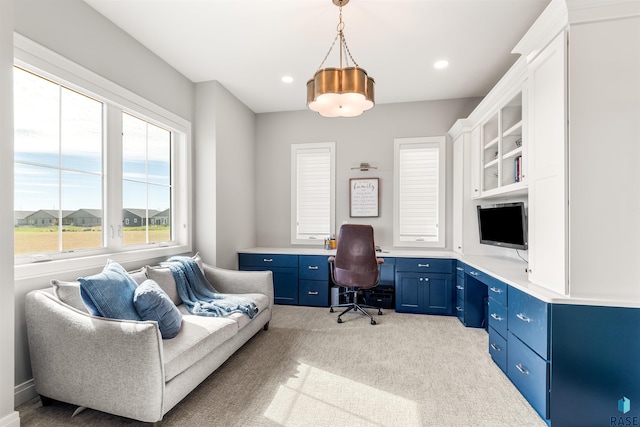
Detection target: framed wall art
<box><xmin>349</xmin><ymin>178</ymin><xmax>379</xmax><ymax>217</ymax></box>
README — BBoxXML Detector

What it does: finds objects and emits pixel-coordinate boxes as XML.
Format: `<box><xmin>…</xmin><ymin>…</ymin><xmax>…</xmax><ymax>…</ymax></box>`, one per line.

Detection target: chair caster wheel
<box><xmin>378</xmin><ymin>310</ymin><xmax>383</xmax><ymax>315</ymax></box>
<box><xmin>371</xmin><ymin>319</ymin><xmax>377</xmax><ymax>325</ymax></box>
<box><xmin>330</xmin><ymin>307</ymin><xmax>334</xmax><ymax>313</ymax></box>
<box><xmin>337</xmin><ymin>318</ymin><xmax>343</xmax><ymax>324</ymax></box>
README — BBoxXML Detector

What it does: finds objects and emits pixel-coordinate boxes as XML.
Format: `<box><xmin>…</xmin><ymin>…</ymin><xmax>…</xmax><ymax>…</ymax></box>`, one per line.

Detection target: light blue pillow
<box><xmin>134</xmin><ymin>279</ymin><xmax>182</xmax><ymax>339</ymax></box>
<box><xmin>78</xmin><ymin>259</ymin><xmax>141</xmax><ymax>321</ymax></box>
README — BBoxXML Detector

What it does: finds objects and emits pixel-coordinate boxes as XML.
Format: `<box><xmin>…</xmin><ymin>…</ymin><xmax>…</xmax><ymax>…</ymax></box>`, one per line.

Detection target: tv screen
<box><xmin>477</xmin><ymin>203</ymin><xmax>527</xmax><ymax>250</ymax></box>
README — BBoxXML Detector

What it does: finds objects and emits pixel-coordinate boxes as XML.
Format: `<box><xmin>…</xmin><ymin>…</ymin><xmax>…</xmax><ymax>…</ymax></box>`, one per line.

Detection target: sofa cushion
<box><xmin>129</xmin><ymin>267</ymin><xmax>148</xmax><ymax>285</ymax></box>
<box><xmin>161</xmin><ymin>313</ymin><xmax>238</xmax><ymax>381</ymax></box>
<box><xmin>145</xmin><ymin>253</ymin><xmax>204</xmax><ymax>306</ymax></box>
<box><xmin>145</xmin><ymin>266</ymin><xmax>181</xmax><ymax>306</ymax></box>
<box><xmin>78</xmin><ymin>259</ymin><xmax>141</xmax><ymax>321</ymax></box>
<box><xmin>226</xmin><ymin>293</ymin><xmax>271</xmax><ymax>329</ymax></box>
<box><xmin>51</xmin><ymin>280</ymin><xmax>88</xmax><ymax>313</ymax></box>
<box><xmin>133</xmin><ymin>279</ymin><xmax>182</xmax><ymax>339</ymax></box>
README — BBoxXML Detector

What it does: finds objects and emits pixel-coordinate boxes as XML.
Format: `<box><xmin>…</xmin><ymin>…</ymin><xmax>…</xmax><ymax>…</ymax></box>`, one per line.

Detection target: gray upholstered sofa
<box><xmin>24</xmin><ymin>260</ymin><xmax>273</xmax><ymax>423</ymax></box>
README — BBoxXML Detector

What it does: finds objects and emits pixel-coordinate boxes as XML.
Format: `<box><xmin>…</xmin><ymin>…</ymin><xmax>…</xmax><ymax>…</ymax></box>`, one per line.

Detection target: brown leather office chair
<box><xmin>329</xmin><ymin>224</ymin><xmax>384</xmax><ymax>325</ymax></box>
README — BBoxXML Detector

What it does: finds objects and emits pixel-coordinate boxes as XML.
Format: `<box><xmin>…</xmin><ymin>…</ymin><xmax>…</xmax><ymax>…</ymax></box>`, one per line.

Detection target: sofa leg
<box><xmin>39</xmin><ymin>395</ymin><xmax>56</xmax><ymax>406</ymax></box>
<box><xmin>263</xmin><ymin>322</ymin><xmax>269</xmax><ymax>331</ymax></box>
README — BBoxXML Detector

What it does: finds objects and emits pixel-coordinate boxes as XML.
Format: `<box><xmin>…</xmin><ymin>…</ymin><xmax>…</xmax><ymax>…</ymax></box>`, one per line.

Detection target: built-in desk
<box><xmin>239</xmin><ymin>247</ymin><xmax>640</xmax><ymax>426</ymax></box>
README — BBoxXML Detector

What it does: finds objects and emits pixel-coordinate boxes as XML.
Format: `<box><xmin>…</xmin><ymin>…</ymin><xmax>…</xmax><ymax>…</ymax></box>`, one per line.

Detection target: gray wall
<box><xmin>14</xmin><ymin>0</ymin><xmax>194</xmax><ymax>121</ymax></box>
<box><xmin>12</xmin><ymin>0</ymin><xmax>197</xmax><ymax>406</ymax></box>
<box><xmin>194</xmin><ymin>81</ymin><xmax>256</xmax><ymax>270</ymax></box>
<box><xmin>255</xmin><ymin>99</ymin><xmax>481</xmax><ymax>250</ymax></box>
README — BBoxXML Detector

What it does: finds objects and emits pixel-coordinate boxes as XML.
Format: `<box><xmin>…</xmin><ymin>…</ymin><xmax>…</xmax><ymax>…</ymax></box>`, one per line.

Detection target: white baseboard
<box><xmin>14</xmin><ymin>379</ymin><xmax>36</xmax><ymax>407</ymax></box>
<box><xmin>0</xmin><ymin>411</ymin><xmax>20</xmax><ymax>427</ymax></box>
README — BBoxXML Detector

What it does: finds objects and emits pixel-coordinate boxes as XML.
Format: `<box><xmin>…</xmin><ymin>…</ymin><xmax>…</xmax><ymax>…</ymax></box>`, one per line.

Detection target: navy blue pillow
<box><xmin>78</xmin><ymin>259</ymin><xmax>141</xmax><ymax>321</ymax></box>
<box><xmin>134</xmin><ymin>279</ymin><xmax>183</xmax><ymax>339</ymax></box>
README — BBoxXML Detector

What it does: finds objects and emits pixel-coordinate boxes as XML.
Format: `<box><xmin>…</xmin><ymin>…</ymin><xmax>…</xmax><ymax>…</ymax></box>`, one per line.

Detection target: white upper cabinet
<box><xmin>526</xmin><ymin>32</ymin><xmax>568</xmax><ymax>295</ymax></box>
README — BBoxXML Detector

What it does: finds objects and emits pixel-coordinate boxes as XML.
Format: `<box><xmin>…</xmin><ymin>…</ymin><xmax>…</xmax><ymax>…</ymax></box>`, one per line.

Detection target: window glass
<box><xmin>122</xmin><ymin>113</ymin><xmax>172</xmax><ymax>246</ymax></box>
<box><xmin>14</xmin><ymin>67</ymin><xmax>104</xmax><ymax>256</ymax></box>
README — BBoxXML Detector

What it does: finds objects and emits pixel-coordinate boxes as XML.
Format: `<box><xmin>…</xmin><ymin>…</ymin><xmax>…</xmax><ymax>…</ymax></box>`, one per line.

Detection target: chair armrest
<box><xmin>202</xmin><ymin>264</ymin><xmax>274</xmax><ymax>306</ymax></box>
<box><xmin>25</xmin><ymin>290</ymin><xmax>165</xmax><ymax>422</ymax></box>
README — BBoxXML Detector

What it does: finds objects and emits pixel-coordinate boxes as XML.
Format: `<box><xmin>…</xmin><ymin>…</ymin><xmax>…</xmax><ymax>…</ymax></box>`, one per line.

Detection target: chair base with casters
<box><xmin>330</xmin><ymin>287</ymin><xmax>382</xmax><ymax>325</ymax></box>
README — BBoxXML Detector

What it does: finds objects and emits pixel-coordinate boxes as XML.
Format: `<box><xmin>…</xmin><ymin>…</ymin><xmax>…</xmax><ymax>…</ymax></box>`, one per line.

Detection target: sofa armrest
<box><xmin>25</xmin><ymin>290</ymin><xmax>166</xmax><ymax>423</ymax></box>
<box><xmin>202</xmin><ymin>264</ymin><xmax>274</xmax><ymax>307</ymax></box>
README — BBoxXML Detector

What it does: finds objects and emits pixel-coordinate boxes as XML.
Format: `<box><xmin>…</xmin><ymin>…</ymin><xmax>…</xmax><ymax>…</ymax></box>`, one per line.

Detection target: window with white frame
<box><xmin>291</xmin><ymin>142</ymin><xmax>335</xmax><ymax>244</ymax></box>
<box><xmin>393</xmin><ymin>136</ymin><xmax>446</xmax><ymax>248</ymax></box>
<box><xmin>13</xmin><ymin>35</ymin><xmax>191</xmax><ymax>268</ymax></box>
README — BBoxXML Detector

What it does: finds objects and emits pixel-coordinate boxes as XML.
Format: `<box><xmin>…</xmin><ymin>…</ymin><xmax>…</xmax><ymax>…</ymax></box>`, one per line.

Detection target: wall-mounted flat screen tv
<box><xmin>477</xmin><ymin>202</ymin><xmax>528</xmax><ymax>250</ymax></box>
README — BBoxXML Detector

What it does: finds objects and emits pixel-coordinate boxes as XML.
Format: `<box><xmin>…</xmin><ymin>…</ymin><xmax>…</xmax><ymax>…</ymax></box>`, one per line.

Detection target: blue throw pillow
<box><xmin>134</xmin><ymin>279</ymin><xmax>182</xmax><ymax>339</ymax></box>
<box><xmin>78</xmin><ymin>259</ymin><xmax>142</xmax><ymax>321</ymax></box>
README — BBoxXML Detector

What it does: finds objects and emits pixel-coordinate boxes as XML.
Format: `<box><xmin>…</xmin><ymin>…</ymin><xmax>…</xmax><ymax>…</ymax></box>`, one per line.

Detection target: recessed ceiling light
<box><xmin>434</xmin><ymin>60</ymin><xmax>449</xmax><ymax>70</ymax></box>
<box><xmin>281</xmin><ymin>75</ymin><xmax>294</xmax><ymax>83</ymax></box>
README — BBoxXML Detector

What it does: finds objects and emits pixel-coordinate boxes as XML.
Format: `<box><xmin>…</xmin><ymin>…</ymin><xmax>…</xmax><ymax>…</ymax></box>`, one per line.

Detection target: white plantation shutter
<box><xmin>394</xmin><ymin>137</ymin><xmax>446</xmax><ymax>247</ymax></box>
<box><xmin>291</xmin><ymin>142</ymin><xmax>335</xmax><ymax>244</ymax></box>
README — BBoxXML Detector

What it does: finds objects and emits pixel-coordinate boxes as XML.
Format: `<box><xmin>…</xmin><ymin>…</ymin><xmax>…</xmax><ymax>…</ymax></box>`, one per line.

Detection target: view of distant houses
<box><xmin>14</xmin><ymin>209</ymin><xmax>171</xmax><ymax>228</ymax></box>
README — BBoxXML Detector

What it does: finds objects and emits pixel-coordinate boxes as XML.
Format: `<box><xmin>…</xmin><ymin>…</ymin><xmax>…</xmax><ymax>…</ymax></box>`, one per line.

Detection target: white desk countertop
<box><xmin>239</xmin><ymin>247</ymin><xmax>640</xmax><ymax>308</ymax></box>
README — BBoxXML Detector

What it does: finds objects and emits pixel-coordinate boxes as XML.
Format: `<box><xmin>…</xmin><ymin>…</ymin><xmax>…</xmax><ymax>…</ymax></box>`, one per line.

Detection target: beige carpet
<box><xmin>18</xmin><ymin>305</ymin><xmax>547</xmax><ymax>426</ymax></box>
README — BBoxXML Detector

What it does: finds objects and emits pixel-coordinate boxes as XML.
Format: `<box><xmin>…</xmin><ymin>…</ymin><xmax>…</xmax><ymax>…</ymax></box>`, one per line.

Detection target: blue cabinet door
<box><xmin>395</xmin><ymin>272</ymin><xmax>423</xmax><ymax>313</ymax></box>
<box><xmin>425</xmin><ymin>273</ymin><xmax>453</xmax><ymax>314</ymax></box>
<box><xmin>395</xmin><ymin>272</ymin><xmax>452</xmax><ymax>314</ymax></box>
<box><xmin>241</xmin><ymin>266</ymin><xmax>299</xmax><ymax>305</ymax></box>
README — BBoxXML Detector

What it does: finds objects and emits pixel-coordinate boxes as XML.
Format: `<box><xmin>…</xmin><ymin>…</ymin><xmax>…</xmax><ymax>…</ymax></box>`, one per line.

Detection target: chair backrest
<box><xmin>332</xmin><ymin>224</ymin><xmax>380</xmax><ymax>289</ymax></box>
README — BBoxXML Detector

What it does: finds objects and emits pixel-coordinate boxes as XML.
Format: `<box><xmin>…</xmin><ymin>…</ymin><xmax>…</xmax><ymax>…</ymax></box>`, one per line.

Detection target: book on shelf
<box><xmin>514</xmin><ymin>156</ymin><xmax>522</xmax><ymax>182</ymax></box>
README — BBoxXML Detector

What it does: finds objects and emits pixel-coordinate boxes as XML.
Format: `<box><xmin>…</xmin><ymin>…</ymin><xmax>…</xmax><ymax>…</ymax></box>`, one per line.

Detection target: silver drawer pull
<box><xmin>456</xmin><ymin>285</ymin><xmax>464</xmax><ymax>290</ymax></box>
<box><xmin>456</xmin><ymin>306</ymin><xmax>463</xmax><ymax>312</ymax></box>
<box><xmin>263</xmin><ymin>258</ymin><xmax>273</xmax><ymax>262</ymax></box>
<box><xmin>308</xmin><ymin>266</ymin><xmax>319</xmax><ymax>270</ymax></box>
<box><xmin>490</xmin><ymin>343</ymin><xmax>501</xmax><ymax>352</ymax></box>
<box><xmin>470</xmin><ymin>271</ymin><xmax>479</xmax><ymax>276</ymax></box>
<box><xmin>456</xmin><ymin>267</ymin><xmax>464</xmax><ymax>271</ymax></box>
<box><xmin>308</xmin><ymin>291</ymin><xmax>319</xmax><ymax>296</ymax></box>
<box><xmin>515</xmin><ymin>363</ymin><xmax>530</xmax><ymax>375</ymax></box>
<box><xmin>490</xmin><ymin>287</ymin><xmax>503</xmax><ymax>294</ymax></box>
<box><xmin>490</xmin><ymin>313</ymin><xmax>503</xmax><ymax>321</ymax></box>
<box><xmin>417</xmin><ymin>263</ymin><xmax>430</xmax><ymax>268</ymax></box>
<box><xmin>516</xmin><ymin>313</ymin><xmax>532</xmax><ymax>323</ymax></box>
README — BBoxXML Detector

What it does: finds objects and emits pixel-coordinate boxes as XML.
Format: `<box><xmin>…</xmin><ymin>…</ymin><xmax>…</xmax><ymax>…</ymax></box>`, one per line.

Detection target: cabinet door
<box><xmin>395</xmin><ymin>272</ymin><xmax>453</xmax><ymax>315</ymax></box>
<box><xmin>470</xmin><ymin>126</ymin><xmax>481</xmax><ymax>198</ymax></box>
<box><xmin>395</xmin><ymin>272</ymin><xmax>423</xmax><ymax>313</ymax></box>
<box><xmin>527</xmin><ymin>31</ymin><xmax>568</xmax><ymax>295</ymax></box>
<box><xmin>241</xmin><ymin>266</ymin><xmax>298</xmax><ymax>305</ymax></box>
<box><xmin>424</xmin><ymin>273</ymin><xmax>453</xmax><ymax>315</ymax></box>
<box><xmin>452</xmin><ymin>134</ymin><xmax>464</xmax><ymax>254</ymax></box>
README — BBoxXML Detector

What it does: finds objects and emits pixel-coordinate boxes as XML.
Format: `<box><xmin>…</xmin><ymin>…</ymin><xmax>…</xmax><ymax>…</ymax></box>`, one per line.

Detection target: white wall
<box><xmin>255</xmin><ymin>99</ymin><xmax>481</xmax><ymax>250</ymax></box>
<box><xmin>1</xmin><ymin>2</ymin><xmax>20</xmax><ymax>426</ymax></box>
<box><xmin>194</xmin><ymin>81</ymin><xmax>256</xmax><ymax>270</ymax></box>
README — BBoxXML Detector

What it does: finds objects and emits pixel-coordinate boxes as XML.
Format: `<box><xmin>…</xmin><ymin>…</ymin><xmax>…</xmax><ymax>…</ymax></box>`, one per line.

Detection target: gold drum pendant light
<box><xmin>307</xmin><ymin>0</ymin><xmax>375</xmax><ymax>118</ymax></box>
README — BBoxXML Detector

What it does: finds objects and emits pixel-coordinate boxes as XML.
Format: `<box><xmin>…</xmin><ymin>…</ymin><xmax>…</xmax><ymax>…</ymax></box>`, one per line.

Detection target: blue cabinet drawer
<box><xmin>395</xmin><ymin>258</ymin><xmax>453</xmax><ymax>273</ymax></box>
<box><xmin>455</xmin><ymin>281</ymin><xmax>464</xmax><ymax>301</ymax></box>
<box><xmin>239</xmin><ymin>253</ymin><xmax>298</xmax><ymax>268</ymax></box>
<box><xmin>467</xmin><ymin>266</ymin><xmax>507</xmax><ymax>306</ymax></box>
<box><xmin>508</xmin><ymin>287</ymin><xmax>549</xmax><ymax>359</ymax></box>
<box><xmin>488</xmin><ymin>326</ymin><xmax>507</xmax><ymax>374</ymax></box>
<box><xmin>455</xmin><ymin>262</ymin><xmax>465</xmax><ymax>278</ymax></box>
<box><xmin>298</xmin><ymin>280</ymin><xmax>328</xmax><ymax>307</ymax></box>
<box><xmin>455</xmin><ymin>296</ymin><xmax>464</xmax><ymax>321</ymax></box>
<box><xmin>508</xmin><ymin>332</ymin><xmax>549</xmax><ymax>420</ymax></box>
<box><xmin>488</xmin><ymin>298</ymin><xmax>508</xmax><ymax>338</ymax></box>
<box><xmin>298</xmin><ymin>255</ymin><xmax>329</xmax><ymax>281</ymax></box>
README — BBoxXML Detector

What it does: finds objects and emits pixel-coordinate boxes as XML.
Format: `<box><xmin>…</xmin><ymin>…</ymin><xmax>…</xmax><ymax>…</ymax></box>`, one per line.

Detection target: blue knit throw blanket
<box><xmin>161</xmin><ymin>256</ymin><xmax>258</xmax><ymax>319</ymax></box>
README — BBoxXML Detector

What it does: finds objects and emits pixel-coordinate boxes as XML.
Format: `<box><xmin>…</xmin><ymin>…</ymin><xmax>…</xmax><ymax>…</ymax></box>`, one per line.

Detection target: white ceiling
<box><xmin>83</xmin><ymin>0</ymin><xmax>551</xmax><ymax>114</ymax></box>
